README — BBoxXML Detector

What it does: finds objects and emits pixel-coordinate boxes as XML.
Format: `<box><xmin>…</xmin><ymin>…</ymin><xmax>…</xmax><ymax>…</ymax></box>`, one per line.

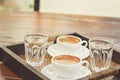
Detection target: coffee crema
<box><xmin>58</xmin><ymin>36</ymin><xmax>80</xmax><ymax>44</ymax></box>
<box><xmin>53</xmin><ymin>55</ymin><xmax>80</xmax><ymax>64</ymax></box>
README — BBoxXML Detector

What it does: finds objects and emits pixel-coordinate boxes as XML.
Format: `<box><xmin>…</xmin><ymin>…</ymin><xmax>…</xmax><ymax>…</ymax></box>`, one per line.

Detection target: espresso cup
<box><xmin>57</xmin><ymin>35</ymin><xmax>88</xmax><ymax>50</ymax></box>
<box><xmin>51</xmin><ymin>54</ymin><xmax>89</xmax><ymax>79</ymax></box>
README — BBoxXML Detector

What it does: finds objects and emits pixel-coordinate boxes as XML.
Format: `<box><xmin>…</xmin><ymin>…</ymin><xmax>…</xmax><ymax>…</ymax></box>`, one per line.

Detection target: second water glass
<box><xmin>89</xmin><ymin>37</ymin><xmax>114</xmax><ymax>72</ymax></box>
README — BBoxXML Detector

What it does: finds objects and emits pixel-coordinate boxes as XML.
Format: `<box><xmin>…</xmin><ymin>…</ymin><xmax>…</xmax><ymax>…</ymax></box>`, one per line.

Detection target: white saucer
<box><xmin>41</xmin><ymin>64</ymin><xmax>91</xmax><ymax>80</ymax></box>
<box><xmin>47</xmin><ymin>44</ymin><xmax>90</xmax><ymax>59</ymax></box>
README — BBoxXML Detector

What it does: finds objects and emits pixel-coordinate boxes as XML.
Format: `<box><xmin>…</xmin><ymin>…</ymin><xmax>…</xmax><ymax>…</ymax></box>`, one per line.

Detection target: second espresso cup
<box><xmin>57</xmin><ymin>35</ymin><xmax>88</xmax><ymax>50</ymax></box>
<box><xmin>51</xmin><ymin>54</ymin><xmax>89</xmax><ymax>79</ymax></box>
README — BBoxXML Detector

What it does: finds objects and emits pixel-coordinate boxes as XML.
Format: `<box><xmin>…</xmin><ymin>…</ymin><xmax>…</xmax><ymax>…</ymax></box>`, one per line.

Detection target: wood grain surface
<box><xmin>0</xmin><ymin>11</ymin><xmax>120</xmax><ymax>80</ymax></box>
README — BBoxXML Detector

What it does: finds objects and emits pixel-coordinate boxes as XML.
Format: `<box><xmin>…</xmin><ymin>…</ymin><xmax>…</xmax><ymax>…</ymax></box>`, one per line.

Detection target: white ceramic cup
<box><xmin>51</xmin><ymin>54</ymin><xmax>89</xmax><ymax>79</ymax></box>
<box><xmin>57</xmin><ymin>35</ymin><xmax>88</xmax><ymax>50</ymax></box>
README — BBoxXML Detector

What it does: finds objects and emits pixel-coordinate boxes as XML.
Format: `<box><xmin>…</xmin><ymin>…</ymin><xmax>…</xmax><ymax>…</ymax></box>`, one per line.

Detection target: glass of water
<box><xmin>89</xmin><ymin>37</ymin><xmax>114</xmax><ymax>72</ymax></box>
<box><xmin>24</xmin><ymin>33</ymin><xmax>48</xmax><ymax>66</ymax></box>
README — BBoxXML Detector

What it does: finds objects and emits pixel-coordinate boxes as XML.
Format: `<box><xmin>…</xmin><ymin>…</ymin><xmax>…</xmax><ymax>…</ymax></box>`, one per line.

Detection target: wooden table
<box><xmin>0</xmin><ymin>11</ymin><xmax>120</xmax><ymax>80</ymax></box>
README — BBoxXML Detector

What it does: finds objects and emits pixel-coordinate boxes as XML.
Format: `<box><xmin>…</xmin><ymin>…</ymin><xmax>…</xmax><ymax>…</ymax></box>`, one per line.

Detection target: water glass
<box><xmin>89</xmin><ymin>37</ymin><xmax>114</xmax><ymax>72</ymax></box>
<box><xmin>24</xmin><ymin>33</ymin><xmax>48</xmax><ymax>66</ymax></box>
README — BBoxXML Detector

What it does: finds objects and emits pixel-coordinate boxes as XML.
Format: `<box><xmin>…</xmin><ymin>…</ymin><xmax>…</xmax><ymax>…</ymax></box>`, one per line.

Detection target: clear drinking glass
<box><xmin>24</xmin><ymin>33</ymin><xmax>48</xmax><ymax>66</ymax></box>
<box><xmin>89</xmin><ymin>37</ymin><xmax>114</xmax><ymax>72</ymax></box>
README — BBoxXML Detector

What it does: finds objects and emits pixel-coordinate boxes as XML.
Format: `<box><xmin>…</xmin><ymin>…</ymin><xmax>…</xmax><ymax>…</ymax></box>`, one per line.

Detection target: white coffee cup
<box><xmin>51</xmin><ymin>54</ymin><xmax>89</xmax><ymax>79</ymax></box>
<box><xmin>57</xmin><ymin>35</ymin><xmax>88</xmax><ymax>50</ymax></box>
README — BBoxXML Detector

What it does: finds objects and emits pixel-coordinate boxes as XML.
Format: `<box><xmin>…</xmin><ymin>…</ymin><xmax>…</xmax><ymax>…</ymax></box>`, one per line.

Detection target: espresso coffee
<box><xmin>51</xmin><ymin>54</ymin><xmax>89</xmax><ymax>78</ymax></box>
<box><xmin>53</xmin><ymin>55</ymin><xmax>80</xmax><ymax>64</ymax></box>
<box><xmin>58</xmin><ymin>36</ymin><xmax>80</xmax><ymax>44</ymax></box>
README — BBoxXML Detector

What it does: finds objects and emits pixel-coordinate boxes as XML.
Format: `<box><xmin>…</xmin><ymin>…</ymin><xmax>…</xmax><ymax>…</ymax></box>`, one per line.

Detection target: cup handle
<box><xmin>81</xmin><ymin>60</ymin><xmax>89</xmax><ymax>68</ymax></box>
<box><xmin>81</xmin><ymin>40</ymin><xmax>88</xmax><ymax>47</ymax></box>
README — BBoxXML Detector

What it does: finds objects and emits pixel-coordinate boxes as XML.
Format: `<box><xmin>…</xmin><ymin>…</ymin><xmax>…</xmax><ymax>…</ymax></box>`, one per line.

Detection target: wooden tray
<box><xmin>0</xmin><ymin>33</ymin><xmax>120</xmax><ymax>80</ymax></box>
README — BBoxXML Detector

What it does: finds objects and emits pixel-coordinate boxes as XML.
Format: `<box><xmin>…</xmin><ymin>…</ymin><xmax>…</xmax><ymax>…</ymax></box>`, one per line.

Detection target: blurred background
<box><xmin>0</xmin><ymin>0</ymin><xmax>120</xmax><ymax>18</ymax></box>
